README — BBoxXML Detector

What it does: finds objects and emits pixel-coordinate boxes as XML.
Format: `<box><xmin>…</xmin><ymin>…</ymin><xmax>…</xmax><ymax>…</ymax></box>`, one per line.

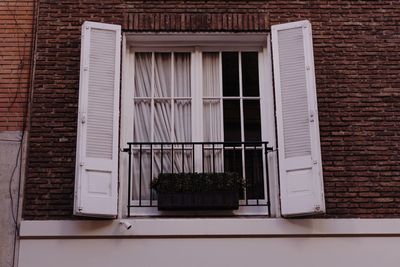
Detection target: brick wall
<box><xmin>23</xmin><ymin>1</ymin><xmax>400</xmax><ymax>219</ymax></box>
<box><xmin>0</xmin><ymin>1</ymin><xmax>34</xmax><ymax>131</ymax></box>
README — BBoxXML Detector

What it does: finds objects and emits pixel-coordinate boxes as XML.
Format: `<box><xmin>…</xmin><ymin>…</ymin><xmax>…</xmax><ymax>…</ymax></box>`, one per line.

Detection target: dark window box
<box><xmin>157</xmin><ymin>191</ymin><xmax>239</xmax><ymax>210</ymax></box>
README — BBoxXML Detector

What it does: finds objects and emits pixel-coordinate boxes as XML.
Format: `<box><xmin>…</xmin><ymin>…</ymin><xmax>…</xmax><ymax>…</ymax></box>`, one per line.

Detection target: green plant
<box><xmin>151</xmin><ymin>172</ymin><xmax>245</xmax><ymax>193</ymax></box>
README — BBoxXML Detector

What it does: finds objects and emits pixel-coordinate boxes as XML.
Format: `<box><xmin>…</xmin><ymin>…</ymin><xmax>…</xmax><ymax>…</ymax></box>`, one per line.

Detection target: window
<box><xmin>74</xmin><ymin>20</ymin><xmax>325</xmax><ymax>219</ymax></box>
<box><xmin>125</xmin><ymin>46</ymin><xmax>271</xmax><ymax>215</ymax></box>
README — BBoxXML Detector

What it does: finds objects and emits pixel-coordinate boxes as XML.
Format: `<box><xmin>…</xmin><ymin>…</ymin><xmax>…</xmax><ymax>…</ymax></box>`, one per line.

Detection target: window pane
<box><xmin>245</xmin><ymin>149</ymin><xmax>264</xmax><ymax>199</ymax></box>
<box><xmin>173</xmin><ymin>149</ymin><xmax>194</xmax><ymax>173</ymax></box>
<box><xmin>242</xmin><ymin>52</ymin><xmax>260</xmax><ymax>96</ymax></box>
<box><xmin>174</xmin><ymin>100</ymin><xmax>191</xmax><ymax>142</ymax></box>
<box><xmin>154</xmin><ymin>150</ymin><xmax>173</xmax><ymax>175</ymax></box>
<box><xmin>132</xmin><ymin>149</ymin><xmax>151</xmax><ymax>200</ymax></box>
<box><xmin>154</xmin><ymin>53</ymin><xmax>171</xmax><ymax>97</ymax></box>
<box><xmin>203</xmin><ymin>52</ymin><xmax>220</xmax><ymax>97</ymax></box>
<box><xmin>134</xmin><ymin>53</ymin><xmax>152</xmax><ymax>97</ymax></box>
<box><xmin>154</xmin><ymin>100</ymin><xmax>171</xmax><ymax>142</ymax></box>
<box><xmin>222</xmin><ymin>52</ymin><xmax>239</xmax><ymax>96</ymax></box>
<box><xmin>203</xmin><ymin>100</ymin><xmax>222</xmax><ymax>142</ymax></box>
<box><xmin>204</xmin><ymin>148</ymin><xmax>223</xmax><ymax>173</ymax></box>
<box><xmin>224</xmin><ymin>148</ymin><xmax>242</xmax><ymax>176</ymax></box>
<box><xmin>224</xmin><ymin>148</ymin><xmax>243</xmax><ymax>199</ymax></box>
<box><xmin>174</xmin><ymin>53</ymin><xmax>191</xmax><ymax>97</ymax></box>
<box><xmin>243</xmin><ymin>100</ymin><xmax>261</xmax><ymax>141</ymax></box>
<box><xmin>223</xmin><ymin>100</ymin><xmax>241</xmax><ymax>142</ymax></box>
<box><xmin>134</xmin><ymin>100</ymin><xmax>151</xmax><ymax>142</ymax></box>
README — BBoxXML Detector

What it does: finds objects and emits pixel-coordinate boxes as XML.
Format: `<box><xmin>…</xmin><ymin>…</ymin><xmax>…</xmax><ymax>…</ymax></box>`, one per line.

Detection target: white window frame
<box><xmin>119</xmin><ymin>33</ymin><xmax>280</xmax><ymax>217</ymax></box>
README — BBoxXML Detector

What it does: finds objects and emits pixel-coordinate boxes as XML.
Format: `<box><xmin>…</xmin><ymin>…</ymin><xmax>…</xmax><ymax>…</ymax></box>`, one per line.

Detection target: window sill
<box><xmin>19</xmin><ymin>218</ymin><xmax>400</xmax><ymax>238</ymax></box>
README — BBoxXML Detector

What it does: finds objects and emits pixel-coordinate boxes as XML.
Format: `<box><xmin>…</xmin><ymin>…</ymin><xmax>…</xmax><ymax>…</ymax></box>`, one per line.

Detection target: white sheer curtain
<box><xmin>133</xmin><ymin>52</ymin><xmax>192</xmax><ymax>200</ymax></box>
<box><xmin>172</xmin><ymin>53</ymin><xmax>192</xmax><ymax>173</ymax></box>
<box><xmin>203</xmin><ymin>52</ymin><xmax>223</xmax><ymax>172</ymax></box>
<box><xmin>174</xmin><ymin>53</ymin><xmax>191</xmax><ymax>142</ymax></box>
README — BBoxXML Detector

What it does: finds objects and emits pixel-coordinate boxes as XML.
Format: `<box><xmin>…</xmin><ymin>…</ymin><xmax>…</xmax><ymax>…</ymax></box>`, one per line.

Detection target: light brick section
<box><xmin>0</xmin><ymin>1</ymin><xmax>34</xmax><ymax>131</ymax></box>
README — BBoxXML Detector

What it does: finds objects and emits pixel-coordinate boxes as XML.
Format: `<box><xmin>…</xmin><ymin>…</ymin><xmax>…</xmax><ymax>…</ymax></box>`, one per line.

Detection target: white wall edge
<box><xmin>20</xmin><ymin>218</ymin><xmax>400</xmax><ymax>238</ymax></box>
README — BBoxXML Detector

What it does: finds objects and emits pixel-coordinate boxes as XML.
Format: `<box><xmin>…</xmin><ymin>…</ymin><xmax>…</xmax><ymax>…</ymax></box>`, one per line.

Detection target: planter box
<box><xmin>157</xmin><ymin>191</ymin><xmax>239</xmax><ymax>210</ymax></box>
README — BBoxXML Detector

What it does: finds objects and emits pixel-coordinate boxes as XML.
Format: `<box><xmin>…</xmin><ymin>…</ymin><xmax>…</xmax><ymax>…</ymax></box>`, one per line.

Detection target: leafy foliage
<box><xmin>151</xmin><ymin>172</ymin><xmax>245</xmax><ymax>193</ymax></box>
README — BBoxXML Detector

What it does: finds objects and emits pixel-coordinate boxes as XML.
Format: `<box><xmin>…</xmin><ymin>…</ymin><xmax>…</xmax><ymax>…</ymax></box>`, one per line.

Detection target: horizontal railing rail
<box><xmin>123</xmin><ymin>141</ymin><xmax>273</xmax><ymax>216</ymax></box>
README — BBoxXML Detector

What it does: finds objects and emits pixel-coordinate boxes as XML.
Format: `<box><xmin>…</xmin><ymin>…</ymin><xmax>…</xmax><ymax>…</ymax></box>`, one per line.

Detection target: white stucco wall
<box><xmin>18</xmin><ymin>237</ymin><xmax>400</xmax><ymax>267</ymax></box>
<box><xmin>18</xmin><ymin>219</ymin><xmax>400</xmax><ymax>267</ymax></box>
<box><xmin>0</xmin><ymin>131</ymin><xmax>25</xmax><ymax>267</ymax></box>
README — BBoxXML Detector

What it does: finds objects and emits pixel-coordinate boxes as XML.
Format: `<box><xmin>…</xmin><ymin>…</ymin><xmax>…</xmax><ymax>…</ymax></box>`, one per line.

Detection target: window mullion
<box><xmin>150</xmin><ymin>52</ymin><xmax>155</xmax><ymax>142</ymax></box>
<box><xmin>192</xmin><ymin>49</ymin><xmax>203</xmax><ymax>172</ymax></box>
<box><xmin>131</xmin><ymin>52</ymin><xmax>135</xmax><ymax>143</ymax></box>
<box><xmin>219</xmin><ymin>52</ymin><xmax>224</xmax><ymax>143</ymax></box>
<box><xmin>238</xmin><ymin>51</ymin><xmax>247</xmax><ymax>202</ymax></box>
<box><xmin>171</xmin><ymin>52</ymin><xmax>175</xmax><ymax>142</ymax></box>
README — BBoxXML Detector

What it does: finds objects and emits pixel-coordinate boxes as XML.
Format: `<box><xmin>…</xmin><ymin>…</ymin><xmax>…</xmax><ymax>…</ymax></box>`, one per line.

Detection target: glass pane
<box><xmin>134</xmin><ymin>100</ymin><xmax>151</xmax><ymax>142</ymax></box>
<box><xmin>243</xmin><ymin>100</ymin><xmax>261</xmax><ymax>141</ymax></box>
<box><xmin>174</xmin><ymin>100</ymin><xmax>191</xmax><ymax>142</ymax></box>
<box><xmin>223</xmin><ymin>100</ymin><xmax>241</xmax><ymax>142</ymax></box>
<box><xmin>223</xmin><ymin>148</ymin><xmax>243</xmax><ymax>199</ymax></box>
<box><xmin>203</xmin><ymin>100</ymin><xmax>222</xmax><ymax>142</ymax></box>
<box><xmin>134</xmin><ymin>53</ymin><xmax>152</xmax><ymax>97</ymax></box>
<box><xmin>245</xmin><ymin>149</ymin><xmax>264</xmax><ymax>199</ymax></box>
<box><xmin>174</xmin><ymin>53</ymin><xmax>191</xmax><ymax>97</ymax></box>
<box><xmin>154</xmin><ymin>149</ymin><xmax>173</xmax><ymax>175</ymax></box>
<box><xmin>242</xmin><ymin>52</ymin><xmax>260</xmax><ymax>96</ymax></box>
<box><xmin>203</xmin><ymin>148</ymin><xmax>223</xmax><ymax>173</ymax></box>
<box><xmin>222</xmin><ymin>52</ymin><xmax>239</xmax><ymax>96</ymax></box>
<box><xmin>154</xmin><ymin>100</ymin><xmax>171</xmax><ymax>142</ymax></box>
<box><xmin>173</xmin><ymin>149</ymin><xmax>194</xmax><ymax>173</ymax></box>
<box><xmin>154</xmin><ymin>53</ymin><xmax>171</xmax><ymax>97</ymax></box>
<box><xmin>132</xmin><ymin>149</ymin><xmax>152</xmax><ymax>200</ymax></box>
<box><xmin>203</xmin><ymin>52</ymin><xmax>220</xmax><ymax>97</ymax></box>
<box><xmin>154</xmin><ymin>147</ymin><xmax>193</xmax><ymax>175</ymax></box>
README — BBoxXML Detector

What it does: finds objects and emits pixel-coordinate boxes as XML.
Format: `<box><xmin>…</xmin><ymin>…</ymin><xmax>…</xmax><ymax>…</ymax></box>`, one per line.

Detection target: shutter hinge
<box><xmin>309</xmin><ymin>111</ymin><xmax>315</xmax><ymax>122</ymax></box>
<box><xmin>314</xmin><ymin>205</ymin><xmax>321</xmax><ymax>212</ymax></box>
<box><xmin>313</xmin><ymin>160</ymin><xmax>318</xmax><ymax>165</ymax></box>
<box><xmin>81</xmin><ymin>113</ymin><xmax>86</xmax><ymax>124</ymax></box>
<box><xmin>80</xmin><ymin>161</ymin><xmax>84</xmax><ymax>166</ymax></box>
<box><xmin>306</xmin><ymin>65</ymin><xmax>311</xmax><ymax>70</ymax></box>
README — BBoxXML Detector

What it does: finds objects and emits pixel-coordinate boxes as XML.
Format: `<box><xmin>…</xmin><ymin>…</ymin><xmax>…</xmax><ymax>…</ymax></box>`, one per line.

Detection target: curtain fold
<box><xmin>203</xmin><ymin>53</ymin><xmax>223</xmax><ymax>172</ymax></box>
<box><xmin>133</xmin><ymin>52</ymin><xmax>193</xmax><ymax>200</ymax></box>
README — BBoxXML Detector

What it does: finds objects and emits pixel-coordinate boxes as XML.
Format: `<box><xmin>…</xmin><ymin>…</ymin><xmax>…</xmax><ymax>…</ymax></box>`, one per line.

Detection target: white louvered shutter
<box><xmin>271</xmin><ymin>20</ymin><xmax>325</xmax><ymax>217</ymax></box>
<box><xmin>74</xmin><ymin>21</ymin><xmax>121</xmax><ymax>217</ymax></box>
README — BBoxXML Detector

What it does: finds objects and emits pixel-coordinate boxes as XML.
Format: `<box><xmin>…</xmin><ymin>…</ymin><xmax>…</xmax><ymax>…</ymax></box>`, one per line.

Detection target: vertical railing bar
<box><xmin>255</xmin><ymin>144</ymin><xmax>258</xmax><ymax>206</ymax></box>
<box><xmin>233</xmin><ymin>144</ymin><xmax>236</xmax><ymax>173</ymax></box>
<box><xmin>265</xmin><ymin>142</ymin><xmax>271</xmax><ymax>216</ymax></box>
<box><xmin>150</xmin><ymin>144</ymin><xmax>153</xmax><ymax>207</ymax></box>
<box><xmin>139</xmin><ymin>144</ymin><xmax>142</xmax><ymax>207</ymax></box>
<box><xmin>202</xmin><ymin>143</ymin><xmax>205</xmax><ymax>173</ymax></box>
<box><xmin>127</xmin><ymin>144</ymin><xmax>132</xmax><ymax>217</ymax></box>
<box><xmin>192</xmin><ymin>143</ymin><xmax>195</xmax><ymax>173</ymax></box>
<box><xmin>244</xmin><ymin>143</ymin><xmax>248</xmax><ymax>206</ymax></box>
<box><xmin>161</xmin><ymin>143</ymin><xmax>164</xmax><ymax>174</ymax></box>
<box><xmin>182</xmin><ymin>143</ymin><xmax>184</xmax><ymax>173</ymax></box>
<box><xmin>212</xmin><ymin>143</ymin><xmax>215</xmax><ymax>173</ymax></box>
<box><xmin>233</xmin><ymin>144</ymin><xmax>238</xmax><ymax>202</ymax></box>
<box><xmin>222</xmin><ymin>143</ymin><xmax>226</xmax><ymax>172</ymax></box>
<box><xmin>172</xmin><ymin>144</ymin><xmax>174</xmax><ymax>174</ymax></box>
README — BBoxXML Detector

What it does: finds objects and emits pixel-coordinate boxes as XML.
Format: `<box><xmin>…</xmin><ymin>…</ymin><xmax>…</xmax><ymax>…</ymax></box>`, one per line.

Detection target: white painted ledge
<box><xmin>20</xmin><ymin>218</ymin><xmax>400</xmax><ymax>238</ymax></box>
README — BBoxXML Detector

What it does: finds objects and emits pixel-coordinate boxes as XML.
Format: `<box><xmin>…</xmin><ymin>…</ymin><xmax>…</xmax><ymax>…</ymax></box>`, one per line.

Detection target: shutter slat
<box><xmin>74</xmin><ymin>21</ymin><xmax>121</xmax><ymax>217</ymax></box>
<box><xmin>272</xmin><ymin>20</ymin><xmax>325</xmax><ymax>217</ymax></box>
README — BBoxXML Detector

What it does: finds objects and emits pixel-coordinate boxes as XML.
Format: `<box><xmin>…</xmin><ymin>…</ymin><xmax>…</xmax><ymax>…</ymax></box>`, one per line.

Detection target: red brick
<box><xmin>23</xmin><ymin>1</ymin><xmax>400</xmax><ymax>219</ymax></box>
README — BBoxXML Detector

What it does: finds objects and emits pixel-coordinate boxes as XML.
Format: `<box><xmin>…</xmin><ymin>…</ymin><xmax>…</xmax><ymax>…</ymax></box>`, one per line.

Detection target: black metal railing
<box><xmin>123</xmin><ymin>141</ymin><xmax>273</xmax><ymax>216</ymax></box>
